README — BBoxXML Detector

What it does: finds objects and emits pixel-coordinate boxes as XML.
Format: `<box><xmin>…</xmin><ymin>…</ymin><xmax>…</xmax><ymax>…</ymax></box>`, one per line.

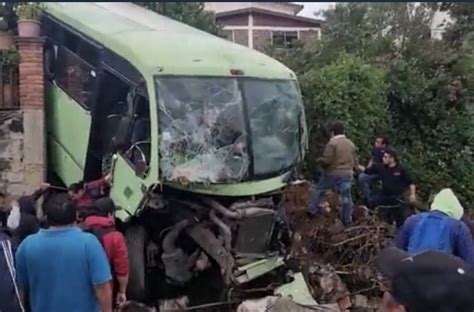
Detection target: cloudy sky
<box><xmin>294</xmin><ymin>2</ymin><xmax>334</xmax><ymax>18</ymax></box>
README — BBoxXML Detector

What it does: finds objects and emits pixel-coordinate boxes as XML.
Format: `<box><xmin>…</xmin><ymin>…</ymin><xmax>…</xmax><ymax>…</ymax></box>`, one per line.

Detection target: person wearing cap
<box><xmin>376</xmin><ymin>247</ymin><xmax>474</xmax><ymax>312</ymax></box>
<box><xmin>396</xmin><ymin>188</ymin><xmax>474</xmax><ymax>268</ymax></box>
<box><xmin>84</xmin><ymin>197</ymin><xmax>129</xmax><ymax>308</ymax></box>
<box><xmin>358</xmin><ymin>148</ymin><xmax>416</xmax><ymax>227</ymax></box>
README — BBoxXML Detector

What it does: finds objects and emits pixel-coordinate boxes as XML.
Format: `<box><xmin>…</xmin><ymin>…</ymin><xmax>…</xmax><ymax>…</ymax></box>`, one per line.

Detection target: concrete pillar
<box><xmin>15</xmin><ymin>37</ymin><xmax>46</xmax><ymax>193</ymax></box>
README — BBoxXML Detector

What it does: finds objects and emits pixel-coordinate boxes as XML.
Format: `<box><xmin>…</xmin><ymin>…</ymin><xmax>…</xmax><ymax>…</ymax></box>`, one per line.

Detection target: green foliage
<box><xmin>301</xmin><ymin>54</ymin><xmax>388</xmax><ymax>173</ymax></box>
<box><xmin>0</xmin><ymin>50</ymin><xmax>19</xmax><ymax>66</ymax></box>
<box><xmin>15</xmin><ymin>2</ymin><xmax>44</xmax><ymax>21</ymax></box>
<box><xmin>440</xmin><ymin>2</ymin><xmax>474</xmax><ymax>47</ymax></box>
<box><xmin>268</xmin><ymin>2</ymin><xmax>474</xmax><ymax>205</ymax></box>
<box><xmin>134</xmin><ymin>2</ymin><xmax>221</xmax><ymax>35</ymax></box>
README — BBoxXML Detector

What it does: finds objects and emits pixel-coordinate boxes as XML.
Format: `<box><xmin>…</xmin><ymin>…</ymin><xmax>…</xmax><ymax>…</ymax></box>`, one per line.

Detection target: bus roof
<box><xmin>45</xmin><ymin>2</ymin><xmax>297</xmax><ymax>80</ymax></box>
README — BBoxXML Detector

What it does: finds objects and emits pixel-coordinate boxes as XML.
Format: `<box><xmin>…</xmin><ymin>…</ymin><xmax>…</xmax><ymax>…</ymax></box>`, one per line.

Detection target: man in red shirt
<box><xmin>84</xmin><ymin>197</ymin><xmax>129</xmax><ymax>308</ymax></box>
<box><xmin>69</xmin><ymin>174</ymin><xmax>112</xmax><ymax>218</ymax></box>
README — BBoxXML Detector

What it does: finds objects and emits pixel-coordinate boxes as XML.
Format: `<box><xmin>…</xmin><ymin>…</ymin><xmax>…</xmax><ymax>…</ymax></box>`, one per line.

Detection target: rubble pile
<box><xmin>283</xmin><ymin>182</ymin><xmax>396</xmax><ymax>310</ymax></box>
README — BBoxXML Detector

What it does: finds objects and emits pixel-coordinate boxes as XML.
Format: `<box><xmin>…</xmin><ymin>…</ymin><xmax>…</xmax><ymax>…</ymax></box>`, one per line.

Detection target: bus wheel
<box><xmin>125</xmin><ymin>225</ymin><xmax>147</xmax><ymax>301</ymax></box>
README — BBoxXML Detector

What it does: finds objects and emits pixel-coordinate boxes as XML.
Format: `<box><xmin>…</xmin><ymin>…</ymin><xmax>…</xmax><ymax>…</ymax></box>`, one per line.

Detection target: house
<box><xmin>205</xmin><ymin>2</ymin><xmax>322</xmax><ymax>51</ymax></box>
<box><xmin>430</xmin><ymin>10</ymin><xmax>453</xmax><ymax>40</ymax></box>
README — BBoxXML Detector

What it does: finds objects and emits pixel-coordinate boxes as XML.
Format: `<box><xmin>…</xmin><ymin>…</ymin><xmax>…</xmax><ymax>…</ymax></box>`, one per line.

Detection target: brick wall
<box><xmin>233</xmin><ymin>29</ymin><xmax>249</xmax><ymax>47</ymax></box>
<box><xmin>0</xmin><ymin>36</ymin><xmax>46</xmax><ymax>200</ymax></box>
<box><xmin>299</xmin><ymin>30</ymin><xmax>320</xmax><ymax>42</ymax></box>
<box><xmin>253</xmin><ymin>29</ymin><xmax>272</xmax><ymax>52</ymax></box>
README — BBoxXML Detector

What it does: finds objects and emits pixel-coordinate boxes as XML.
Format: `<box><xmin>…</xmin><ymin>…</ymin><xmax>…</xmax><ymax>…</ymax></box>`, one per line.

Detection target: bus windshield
<box><xmin>156</xmin><ymin>77</ymin><xmax>304</xmax><ymax>183</ymax></box>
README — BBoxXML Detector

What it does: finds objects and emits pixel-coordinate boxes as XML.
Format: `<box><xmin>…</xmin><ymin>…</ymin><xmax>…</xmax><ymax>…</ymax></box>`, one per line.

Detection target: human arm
<box><xmin>402</xmin><ymin>168</ymin><xmax>416</xmax><ymax>202</ymax></box>
<box><xmin>395</xmin><ymin>215</ymin><xmax>418</xmax><ymax>251</ymax></box>
<box><xmin>94</xmin><ymin>282</ymin><xmax>112</xmax><ymax>312</ymax></box>
<box><xmin>86</xmin><ymin>236</ymin><xmax>112</xmax><ymax>311</ymax></box>
<box><xmin>7</xmin><ymin>202</ymin><xmax>21</xmax><ymax>230</ymax></box>
<box><xmin>31</xmin><ymin>183</ymin><xmax>51</xmax><ymax>201</ymax></box>
<box><xmin>112</xmin><ymin>233</ymin><xmax>129</xmax><ymax>307</ymax></box>
<box><xmin>455</xmin><ymin>222</ymin><xmax>474</xmax><ymax>269</ymax></box>
<box><xmin>84</xmin><ymin>174</ymin><xmax>112</xmax><ymax>192</ymax></box>
<box><xmin>317</xmin><ymin>142</ymin><xmax>335</xmax><ymax>168</ymax></box>
<box><xmin>364</xmin><ymin>163</ymin><xmax>381</xmax><ymax>176</ymax></box>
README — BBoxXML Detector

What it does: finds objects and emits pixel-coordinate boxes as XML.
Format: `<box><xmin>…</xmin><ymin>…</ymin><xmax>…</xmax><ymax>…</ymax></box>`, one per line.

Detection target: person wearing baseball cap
<box><xmin>376</xmin><ymin>247</ymin><xmax>474</xmax><ymax>312</ymax></box>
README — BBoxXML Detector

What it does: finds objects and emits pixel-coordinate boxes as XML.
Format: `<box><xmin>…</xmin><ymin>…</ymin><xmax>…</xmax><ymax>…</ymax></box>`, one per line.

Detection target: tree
<box><xmin>134</xmin><ymin>2</ymin><xmax>221</xmax><ymax>35</ymax></box>
<box><xmin>439</xmin><ymin>2</ymin><xmax>474</xmax><ymax>47</ymax></box>
<box><xmin>267</xmin><ymin>2</ymin><xmax>474</xmax><ymax>204</ymax></box>
<box><xmin>301</xmin><ymin>54</ymin><xmax>388</xmax><ymax>175</ymax></box>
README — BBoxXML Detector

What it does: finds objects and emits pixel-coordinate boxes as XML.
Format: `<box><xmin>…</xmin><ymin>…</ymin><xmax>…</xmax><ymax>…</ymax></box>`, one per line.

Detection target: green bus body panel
<box><xmin>44</xmin><ymin>3</ymin><xmax>301</xmax><ymax>219</ymax></box>
<box><xmin>166</xmin><ymin>174</ymin><xmax>290</xmax><ymax>197</ymax></box>
<box><xmin>109</xmin><ymin>155</ymin><xmax>146</xmax><ymax>221</ymax></box>
<box><xmin>46</xmin><ymin>85</ymin><xmax>91</xmax><ymax>186</ymax></box>
<box><xmin>44</xmin><ymin>2</ymin><xmax>297</xmax><ymax>80</ymax></box>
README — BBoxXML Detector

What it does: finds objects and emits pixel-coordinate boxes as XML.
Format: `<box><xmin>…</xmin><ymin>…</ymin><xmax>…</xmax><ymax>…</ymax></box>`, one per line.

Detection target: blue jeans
<box><xmin>308</xmin><ymin>174</ymin><xmax>354</xmax><ymax>225</ymax></box>
<box><xmin>358</xmin><ymin>173</ymin><xmax>378</xmax><ymax>202</ymax></box>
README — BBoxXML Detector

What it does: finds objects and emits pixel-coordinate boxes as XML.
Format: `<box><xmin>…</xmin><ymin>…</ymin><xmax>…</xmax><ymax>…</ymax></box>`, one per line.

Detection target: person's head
<box><xmin>327</xmin><ymin>121</ymin><xmax>345</xmax><ymax>138</ymax></box>
<box><xmin>375</xmin><ymin>135</ymin><xmax>389</xmax><ymax>149</ymax></box>
<box><xmin>18</xmin><ymin>196</ymin><xmax>36</xmax><ymax>216</ymax></box>
<box><xmin>93</xmin><ymin>197</ymin><xmax>116</xmax><ymax>217</ymax></box>
<box><xmin>68</xmin><ymin>181</ymin><xmax>85</xmax><ymax>200</ymax></box>
<box><xmin>383</xmin><ymin>148</ymin><xmax>399</xmax><ymax>166</ymax></box>
<box><xmin>0</xmin><ymin>192</ymin><xmax>5</xmax><ymax>206</ymax></box>
<box><xmin>376</xmin><ymin>247</ymin><xmax>474</xmax><ymax>312</ymax></box>
<box><xmin>46</xmin><ymin>197</ymin><xmax>77</xmax><ymax>227</ymax></box>
<box><xmin>430</xmin><ymin>188</ymin><xmax>464</xmax><ymax>220</ymax></box>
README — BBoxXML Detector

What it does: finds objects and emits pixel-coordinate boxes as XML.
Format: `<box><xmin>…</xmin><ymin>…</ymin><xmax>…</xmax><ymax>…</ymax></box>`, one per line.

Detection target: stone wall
<box><xmin>0</xmin><ymin>37</ymin><xmax>45</xmax><ymax>200</ymax></box>
<box><xmin>0</xmin><ymin>110</ymin><xmax>25</xmax><ymax>199</ymax></box>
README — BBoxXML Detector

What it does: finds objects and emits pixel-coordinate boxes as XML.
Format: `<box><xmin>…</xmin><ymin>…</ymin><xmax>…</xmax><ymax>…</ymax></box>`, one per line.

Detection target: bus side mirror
<box><xmin>112</xmin><ymin>115</ymin><xmax>133</xmax><ymax>152</ymax></box>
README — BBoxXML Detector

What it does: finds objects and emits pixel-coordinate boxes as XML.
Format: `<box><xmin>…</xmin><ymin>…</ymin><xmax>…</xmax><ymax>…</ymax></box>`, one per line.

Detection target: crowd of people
<box><xmin>308</xmin><ymin>120</ymin><xmax>474</xmax><ymax>312</ymax></box>
<box><xmin>0</xmin><ymin>174</ymin><xmax>128</xmax><ymax>312</ymax></box>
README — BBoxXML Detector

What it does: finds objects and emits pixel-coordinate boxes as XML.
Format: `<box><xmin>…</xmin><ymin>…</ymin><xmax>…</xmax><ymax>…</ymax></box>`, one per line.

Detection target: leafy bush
<box><xmin>300</xmin><ymin>53</ymin><xmax>388</xmax><ymax>176</ymax></box>
<box><xmin>270</xmin><ymin>3</ymin><xmax>474</xmax><ymax>205</ymax></box>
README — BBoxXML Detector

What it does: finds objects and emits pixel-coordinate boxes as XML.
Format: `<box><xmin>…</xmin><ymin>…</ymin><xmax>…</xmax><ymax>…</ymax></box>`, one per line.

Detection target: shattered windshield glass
<box><xmin>157</xmin><ymin>77</ymin><xmax>249</xmax><ymax>183</ymax></box>
<box><xmin>243</xmin><ymin>80</ymin><xmax>303</xmax><ymax>176</ymax></box>
<box><xmin>157</xmin><ymin>77</ymin><xmax>304</xmax><ymax>184</ymax></box>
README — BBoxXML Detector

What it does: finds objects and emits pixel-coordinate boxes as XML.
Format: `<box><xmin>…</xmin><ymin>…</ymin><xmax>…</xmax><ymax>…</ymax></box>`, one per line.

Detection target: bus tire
<box><xmin>125</xmin><ymin>225</ymin><xmax>147</xmax><ymax>301</ymax></box>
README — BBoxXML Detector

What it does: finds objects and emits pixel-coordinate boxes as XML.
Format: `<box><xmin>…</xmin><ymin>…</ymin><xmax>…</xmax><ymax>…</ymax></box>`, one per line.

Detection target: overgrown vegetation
<box><xmin>134</xmin><ymin>2</ymin><xmax>221</xmax><ymax>35</ymax></box>
<box><xmin>268</xmin><ymin>3</ymin><xmax>474</xmax><ymax>205</ymax></box>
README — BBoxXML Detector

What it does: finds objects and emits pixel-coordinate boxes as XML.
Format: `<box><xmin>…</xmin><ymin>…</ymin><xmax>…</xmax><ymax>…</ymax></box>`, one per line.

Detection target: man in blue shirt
<box><xmin>15</xmin><ymin>196</ymin><xmax>112</xmax><ymax>312</ymax></box>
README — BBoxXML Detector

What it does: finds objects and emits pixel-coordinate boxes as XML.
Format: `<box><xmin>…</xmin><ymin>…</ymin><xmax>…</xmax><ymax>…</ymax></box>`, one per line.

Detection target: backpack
<box><xmin>407</xmin><ymin>212</ymin><xmax>453</xmax><ymax>255</ymax></box>
<box><xmin>83</xmin><ymin>225</ymin><xmax>116</xmax><ymax>248</ymax></box>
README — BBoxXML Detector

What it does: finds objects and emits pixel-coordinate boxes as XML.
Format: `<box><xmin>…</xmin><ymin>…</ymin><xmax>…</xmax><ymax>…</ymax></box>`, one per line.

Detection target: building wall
<box><xmin>217</xmin><ymin>14</ymin><xmax>249</xmax><ymax>26</ymax></box>
<box><xmin>0</xmin><ymin>110</ymin><xmax>25</xmax><ymax>198</ymax></box>
<box><xmin>252</xmin><ymin>12</ymin><xmax>319</xmax><ymax>28</ymax></box>
<box><xmin>205</xmin><ymin>2</ymin><xmax>300</xmax><ymax>16</ymax></box>
<box><xmin>253</xmin><ymin>29</ymin><xmax>272</xmax><ymax>52</ymax></box>
<box><xmin>233</xmin><ymin>29</ymin><xmax>249</xmax><ymax>46</ymax></box>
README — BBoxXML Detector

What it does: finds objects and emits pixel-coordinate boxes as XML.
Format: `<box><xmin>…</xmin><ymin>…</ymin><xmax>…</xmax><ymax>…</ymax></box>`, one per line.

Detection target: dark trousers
<box><xmin>369</xmin><ymin>193</ymin><xmax>406</xmax><ymax>227</ymax></box>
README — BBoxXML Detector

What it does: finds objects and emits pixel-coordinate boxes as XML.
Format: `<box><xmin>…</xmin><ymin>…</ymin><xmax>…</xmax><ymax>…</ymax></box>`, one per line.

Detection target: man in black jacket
<box><xmin>7</xmin><ymin>183</ymin><xmax>50</xmax><ymax>245</ymax></box>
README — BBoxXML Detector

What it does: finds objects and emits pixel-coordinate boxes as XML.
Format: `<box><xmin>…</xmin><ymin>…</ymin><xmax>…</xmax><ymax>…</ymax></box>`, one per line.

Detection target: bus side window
<box><xmin>55</xmin><ymin>46</ymin><xmax>96</xmax><ymax>110</ymax></box>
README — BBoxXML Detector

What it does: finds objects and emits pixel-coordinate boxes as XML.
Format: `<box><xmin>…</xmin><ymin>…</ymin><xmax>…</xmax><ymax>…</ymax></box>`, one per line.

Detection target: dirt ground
<box><xmin>282</xmin><ymin>181</ymin><xmax>395</xmax><ymax>310</ymax></box>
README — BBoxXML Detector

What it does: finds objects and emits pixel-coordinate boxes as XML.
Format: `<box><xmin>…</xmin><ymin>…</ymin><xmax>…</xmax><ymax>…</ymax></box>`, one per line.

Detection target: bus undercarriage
<box><xmin>120</xmin><ymin>187</ymin><xmax>315</xmax><ymax>309</ymax></box>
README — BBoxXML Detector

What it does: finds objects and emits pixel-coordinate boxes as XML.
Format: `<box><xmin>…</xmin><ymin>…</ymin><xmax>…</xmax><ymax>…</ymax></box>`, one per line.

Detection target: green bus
<box><xmin>43</xmin><ymin>2</ymin><xmax>309</xmax><ymax>306</ymax></box>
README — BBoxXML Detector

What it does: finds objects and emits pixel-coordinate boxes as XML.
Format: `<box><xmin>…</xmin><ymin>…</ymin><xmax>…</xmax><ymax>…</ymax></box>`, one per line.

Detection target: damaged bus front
<box><xmin>43</xmin><ymin>2</ymin><xmax>312</xmax><ymax>307</ymax></box>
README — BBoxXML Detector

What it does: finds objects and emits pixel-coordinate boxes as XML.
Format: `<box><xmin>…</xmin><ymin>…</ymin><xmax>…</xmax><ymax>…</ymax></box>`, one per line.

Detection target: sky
<box><xmin>294</xmin><ymin>2</ymin><xmax>335</xmax><ymax>18</ymax></box>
